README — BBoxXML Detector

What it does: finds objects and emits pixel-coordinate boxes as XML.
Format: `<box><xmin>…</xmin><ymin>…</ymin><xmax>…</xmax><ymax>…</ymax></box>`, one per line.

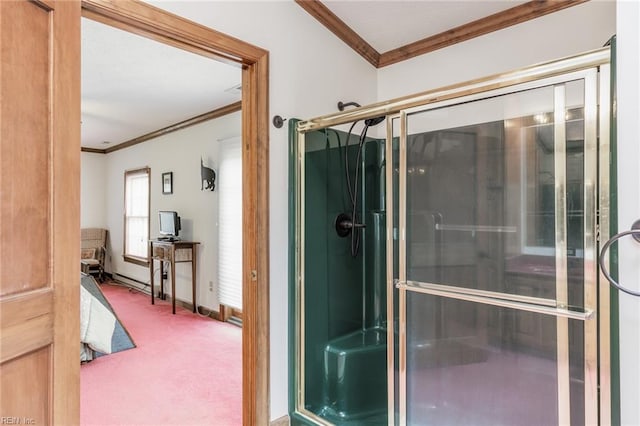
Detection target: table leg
<box><xmin>160</xmin><ymin>260</ymin><xmax>165</xmax><ymax>299</ymax></box>
<box><xmin>171</xmin><ymin>250</ymin><xmax>176</xmax><ymax>314</ymax></box>
<box><xmin>192</xmin><ymin>246</ymin><xmax>197</xmax><ymax>313</ymax></box>
<box><xmin>150</xmin><ymin>256</ymin><xmax>155</xmax><ymax>305</ymax></box>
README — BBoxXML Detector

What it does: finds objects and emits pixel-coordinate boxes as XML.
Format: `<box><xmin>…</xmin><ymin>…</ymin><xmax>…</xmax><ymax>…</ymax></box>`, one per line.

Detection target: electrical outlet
<box><xmin>162</xmin><ymin>272</ymin><xmax>168</xmax><ymax>280</ymax></box>
<box><xmin>209</xmin><ymin>281</ymin><xmax>213</xmax><ymax>292</ymax></box>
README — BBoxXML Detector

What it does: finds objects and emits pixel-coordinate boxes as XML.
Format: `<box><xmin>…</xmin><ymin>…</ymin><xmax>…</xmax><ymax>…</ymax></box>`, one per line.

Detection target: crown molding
<box><xmin>294</xmin><ymin>0</ymin><xmax>380</xmax><ymax>67</ymax></box>
<box><xmin>81</xmin><ymin>101</ymin><xmax>242</xmax><ymax>154</ymax></box>
<box><xmin>378</xmin><ymin>0</ymin><xmax>589</xmax><ymax>67</ymax></box>
<box><xmin>80</xmin><ymin>147</ymin><xmax>107</xmax><ymax>154</ymax></box>
<box><xmin>297</xmin><ymin>0</ymin><xmax>590</xmax><ymax>69</ymax></box>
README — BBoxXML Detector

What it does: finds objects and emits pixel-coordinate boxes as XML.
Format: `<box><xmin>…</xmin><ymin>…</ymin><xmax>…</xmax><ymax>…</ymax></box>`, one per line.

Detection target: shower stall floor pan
<box><xmin>321</xmin><ymin>327</ymin><xmax>387</xmax><ymax>424</ymax></box>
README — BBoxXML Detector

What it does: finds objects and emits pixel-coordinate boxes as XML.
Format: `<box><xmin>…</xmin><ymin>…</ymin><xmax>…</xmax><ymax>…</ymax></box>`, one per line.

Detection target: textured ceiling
<box><xmin>81</xmin><ymin>18</ymin><xmax>241</xmax><ymax>150</ymax></box>
<box><xmin>322</xmin><ymin>0</ymin><xmax>528</xmax><ymax>53</ymax></box>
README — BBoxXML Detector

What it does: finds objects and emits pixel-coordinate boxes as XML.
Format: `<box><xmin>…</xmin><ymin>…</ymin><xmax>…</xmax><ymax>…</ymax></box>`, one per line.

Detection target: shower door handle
<box><xmin>599</xmin><ymin>219</ymin><xmax>640</xmax><ymax>297</ymax></box>
<box><xmin>396</xmin><ymin>280</ymin><xmax>594</xmax><ymax>321</ymax></box>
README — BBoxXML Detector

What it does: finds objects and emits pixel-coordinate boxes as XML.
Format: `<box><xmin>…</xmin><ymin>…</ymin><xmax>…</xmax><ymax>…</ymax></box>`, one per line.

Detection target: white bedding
<box><xmin>80</xmin><ymin>284</ymin><xmax>116</xmax><ymax>356</ymax></box>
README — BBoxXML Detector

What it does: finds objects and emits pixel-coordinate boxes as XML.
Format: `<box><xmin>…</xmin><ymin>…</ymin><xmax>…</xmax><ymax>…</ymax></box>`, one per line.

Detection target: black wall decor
<box><xmin>201</xmin><ymin>157</ymin><xmax>216</xmax><ymax>191</ymax></box>
<box><xmin>162</xmin><ymin>172</ymin><xmax>173</xmax><ymax>194</ymax></box>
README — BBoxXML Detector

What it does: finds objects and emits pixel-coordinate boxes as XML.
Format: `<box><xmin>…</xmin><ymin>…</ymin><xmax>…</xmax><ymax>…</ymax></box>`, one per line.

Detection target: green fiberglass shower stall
<box><xmin>288</xmin><ymin>117</ymin><xmax>389</xmax><ymax>425</ymax></box>
<box><xmin>290</xmin><ymin>48</ymin><xmax>614</xmax><ymax>426</ymax></box>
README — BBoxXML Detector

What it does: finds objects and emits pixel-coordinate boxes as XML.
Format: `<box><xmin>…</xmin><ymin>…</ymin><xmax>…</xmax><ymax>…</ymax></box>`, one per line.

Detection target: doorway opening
<box><xmin>80</xmin><ymin>1</ymin><xmax>270</xmax><ymax>424</ymax></box>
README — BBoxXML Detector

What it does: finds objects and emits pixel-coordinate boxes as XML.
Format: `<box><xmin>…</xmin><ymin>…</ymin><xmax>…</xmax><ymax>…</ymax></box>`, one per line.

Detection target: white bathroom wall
<box><xmin>616</xmin><ymin>1</ymin><xmax>640</xmax><ymax>424</ymax></box>
<box><xmin>146</xmin><ymin>1</ymin><xmax>379</xmax><ymax>418</ymax></box>
<box><xmin>104</xmin><ymin>111</ymin><xmax>241</xmax><ymax>311</ymax></box>
<box><xmin>80</xmin><ymin>152</ymin><xmax>108</xmax><ymax>229</ymax></box>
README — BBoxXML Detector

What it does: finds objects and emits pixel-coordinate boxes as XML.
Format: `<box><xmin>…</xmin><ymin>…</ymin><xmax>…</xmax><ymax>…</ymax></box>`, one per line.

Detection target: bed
<box><xmin>80</xmin><ymin>273</ymin><xmax>136</xmax><ymax>362</ymax></box>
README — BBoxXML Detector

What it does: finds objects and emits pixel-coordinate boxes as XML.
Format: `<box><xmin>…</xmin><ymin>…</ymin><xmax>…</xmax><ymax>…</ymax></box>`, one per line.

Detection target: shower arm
<box><xmin>337</xmin><ymin>101</ymin><xmax>362</xmax><ymax>111</ymax></box>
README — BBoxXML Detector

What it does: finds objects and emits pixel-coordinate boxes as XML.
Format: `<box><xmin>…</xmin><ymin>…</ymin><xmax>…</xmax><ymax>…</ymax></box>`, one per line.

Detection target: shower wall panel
<box><xmin>301</xmin><ymin>128</ymin><xmax>384</xmax><ymax>417</ymax></box>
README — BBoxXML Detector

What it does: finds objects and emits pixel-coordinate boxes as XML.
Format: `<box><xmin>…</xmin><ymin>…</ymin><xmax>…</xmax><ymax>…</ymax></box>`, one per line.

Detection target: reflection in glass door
<box><xmin>388</xmin><ymin>72</ymin><xmax>601</xmax><ymax>425</ymax></box>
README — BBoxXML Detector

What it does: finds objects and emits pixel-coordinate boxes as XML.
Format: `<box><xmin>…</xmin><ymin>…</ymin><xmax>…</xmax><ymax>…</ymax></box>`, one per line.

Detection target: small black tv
<box><xmin>158</xmin><ymin>211</ymin><xmax>181</xmax><ymax>240</ymax></box>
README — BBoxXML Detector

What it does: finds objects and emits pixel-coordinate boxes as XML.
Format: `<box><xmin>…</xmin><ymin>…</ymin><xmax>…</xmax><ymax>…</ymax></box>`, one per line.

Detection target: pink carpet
<box><xmin>81</xmin><ymin>283</ymin><xmax>242</xmax><ymax>426</ymax></box>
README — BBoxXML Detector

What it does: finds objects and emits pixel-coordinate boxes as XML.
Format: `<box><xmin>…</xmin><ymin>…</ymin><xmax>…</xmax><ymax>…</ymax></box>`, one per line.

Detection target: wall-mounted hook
<box><xmin>272</xmin><ymin>115</ymin><xmax>287</xmax><ymax>128</ymax></box>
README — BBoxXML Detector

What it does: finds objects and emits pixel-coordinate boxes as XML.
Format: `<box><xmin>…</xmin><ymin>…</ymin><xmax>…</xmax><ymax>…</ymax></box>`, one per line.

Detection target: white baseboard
<box><xmin>270</xmin><ymin>415</ymin><xmax>290</xmax><ymax>426</ymax></box>
<box><xmin>111</xmin><ymin>273</ymin><xmax>149</xmax><ymax>293</ymax></box>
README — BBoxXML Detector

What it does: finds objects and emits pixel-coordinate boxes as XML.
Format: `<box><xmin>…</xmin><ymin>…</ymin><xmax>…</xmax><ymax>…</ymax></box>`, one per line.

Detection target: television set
<box><xmin>158</xmin><ymin>211</ymin><xmax>181</xmax><ymax>240</ymax></box>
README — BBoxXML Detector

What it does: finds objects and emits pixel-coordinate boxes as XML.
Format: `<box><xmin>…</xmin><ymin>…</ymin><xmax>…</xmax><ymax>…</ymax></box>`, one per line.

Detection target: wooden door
<box><xmin>0</xmin><ymin>1</ymin><xmax>80</xmax><ymax>424</ymax></box>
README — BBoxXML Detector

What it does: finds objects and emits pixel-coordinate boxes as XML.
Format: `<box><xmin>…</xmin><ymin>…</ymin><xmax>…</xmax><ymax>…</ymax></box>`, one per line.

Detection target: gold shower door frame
<box><xmin>386</xmin><ymin>64</ymin><xmax>611</xmax><ymax>426</ymax></box>
<box><xmin>294</xmin><ymin>47</ymin><xmax>611</xmax><ymax>426</ymax></box>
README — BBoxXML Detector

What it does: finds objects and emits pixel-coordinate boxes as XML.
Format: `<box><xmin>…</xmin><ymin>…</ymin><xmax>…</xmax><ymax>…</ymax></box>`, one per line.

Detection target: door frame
<box><xmin>80</xmin><ymin>1</ymin><xmax>270</xmax><ymax>424</ymax></box>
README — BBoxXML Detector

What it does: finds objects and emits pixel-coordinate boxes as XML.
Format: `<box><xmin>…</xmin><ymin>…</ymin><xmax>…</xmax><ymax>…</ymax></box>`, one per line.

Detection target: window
<box><xmin>124</xmin><ymin>167</ymin><xmax>150</xmax><ymax>265</ymax></box>
<box><xmin>218</xmin><ymin>138</ymin><xmax>242</xmax><ymax>310</ymax></box>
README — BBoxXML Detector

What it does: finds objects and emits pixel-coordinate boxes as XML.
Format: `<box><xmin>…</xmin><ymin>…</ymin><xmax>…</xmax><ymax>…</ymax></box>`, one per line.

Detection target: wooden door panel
<box><xmin>0</xmin><ymin>1</ymin><xmax>80</xmax><ymax>424</ymax></box>
<box><xmin>0</xmin><ymin>289</ymin><xmax>53</xmax><ymax>363</ymax></box>
<box><xmin>0</xmin><ymin>348</ymin><xmax>50</xmax><ymax>425</ymax></box>
<box><xmin>1</xmin><ymin>0</ymin><xmax>51</xmax><ymax>295</ymax></box>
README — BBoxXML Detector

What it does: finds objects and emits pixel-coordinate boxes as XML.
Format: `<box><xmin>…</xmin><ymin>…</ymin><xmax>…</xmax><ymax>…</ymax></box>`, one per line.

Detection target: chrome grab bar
<box><xmin>599</xmin><ymin>219</ymin><xmax>640</xmax><ymax>297</ymax></box>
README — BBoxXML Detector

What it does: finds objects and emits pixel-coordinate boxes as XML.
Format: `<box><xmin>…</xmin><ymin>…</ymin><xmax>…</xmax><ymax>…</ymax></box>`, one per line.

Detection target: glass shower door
<box><xmin>388</xmin><ymin>73</ymin><xmax>599</xmax><ymax>426</ymax></box>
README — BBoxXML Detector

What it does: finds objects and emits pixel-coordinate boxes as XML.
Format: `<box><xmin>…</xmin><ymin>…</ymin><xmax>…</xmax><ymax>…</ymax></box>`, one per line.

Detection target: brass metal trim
<box><xmin>398</xmin><ymin>281</ymin><xmax>594</xmax><ymax>321</ymax></box>
<box><xmin>404</xmin><ymin>280</ymin><xmax>557</xmax><ymax>307</ymax></box>
<box><xmin>553</xmin><ymin>84</ymin><xmax>570</xmax><ymax>426</ymax></box>
<box><xmin>583</xmin><ymin>69</ymin><xmax>600</xmax><ymax>425</ymax></box>
<box><xmin>297</xmin><ymin>48</ymin><xmax>610</xmax><ymax>132</ymax></box>
<box><xmin>398</xmin><ymin>111</ymin><xmax>408</xmax><ymax>426</ymax></box>
<box><xmin>553</xmin><ymin>84</ymin><xmax>569</xmax><ymax>305</ymax></box>
<box><xmin>385</xmin><ymin>115</ymin><xmax>397</xmax><ymax>426</ymax></box>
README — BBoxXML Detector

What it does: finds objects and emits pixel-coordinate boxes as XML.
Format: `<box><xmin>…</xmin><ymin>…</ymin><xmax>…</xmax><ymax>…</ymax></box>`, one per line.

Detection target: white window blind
<box><xmin>124</xmin><ymin>168</ymin><xmax>149</xmax><ymax>262</ymax></box>
<box><xmin>218</xmin><ymin>138</ymin><xmax>242</xmax><ymax>310</ymax></box>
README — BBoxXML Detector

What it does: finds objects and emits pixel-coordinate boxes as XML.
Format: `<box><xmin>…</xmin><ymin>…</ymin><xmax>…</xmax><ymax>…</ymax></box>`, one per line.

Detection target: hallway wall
<box><xmin>146</xmin><ymin>1</ymin><xmax>379</xmax><ymax>417</ymax></box>
<box><xmin>81</xmin><ymin>152</ymin><xmax>108</xmax><ymax>229</ymax></box>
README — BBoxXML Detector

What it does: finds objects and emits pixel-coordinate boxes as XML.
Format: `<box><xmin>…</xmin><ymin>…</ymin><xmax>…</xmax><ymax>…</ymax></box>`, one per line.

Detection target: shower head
<box><xmin>338</xmin><ymin>100</ymin><xmax>385</xmax><ymax>127</ymax></box>
<box><xmin>364</xmin><ymin>116</ymin><xmax>385</xmax><ymax>127</ymax></box>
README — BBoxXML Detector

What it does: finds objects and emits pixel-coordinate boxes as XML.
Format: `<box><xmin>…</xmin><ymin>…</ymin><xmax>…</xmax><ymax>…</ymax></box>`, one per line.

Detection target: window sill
<box><xmin>124</xmin><ymin>255</ymin><xmax>149</xmax><ymax>267</ymax></box>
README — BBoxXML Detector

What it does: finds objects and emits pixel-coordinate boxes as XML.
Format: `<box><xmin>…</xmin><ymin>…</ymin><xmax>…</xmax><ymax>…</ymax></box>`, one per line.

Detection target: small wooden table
<box><xmin>148</xmin><ymin>240</ymin><xmax>200</xmax><ymax>314</ymax></box>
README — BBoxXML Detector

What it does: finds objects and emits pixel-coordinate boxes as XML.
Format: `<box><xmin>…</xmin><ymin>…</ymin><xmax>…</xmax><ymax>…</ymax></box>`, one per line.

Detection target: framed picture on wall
<box><xmin>162</xmin><ymin>172</ymin><xmax>173</xmax><ymax>194</ymax></box>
